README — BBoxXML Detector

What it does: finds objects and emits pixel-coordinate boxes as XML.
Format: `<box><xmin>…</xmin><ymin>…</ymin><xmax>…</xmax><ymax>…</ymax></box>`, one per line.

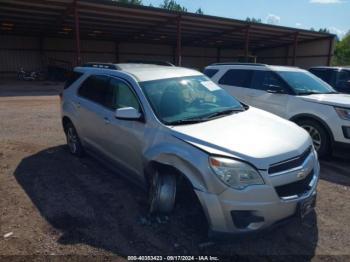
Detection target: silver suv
<box><xmin>61</xmin><ymin>63</ymin><xmax>319</xmax><ymax>235</ymax></box>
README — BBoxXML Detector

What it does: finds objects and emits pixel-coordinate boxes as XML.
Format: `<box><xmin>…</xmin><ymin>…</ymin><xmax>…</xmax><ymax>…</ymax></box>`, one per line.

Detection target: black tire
<box><xmin>65</xmin><ymin>122</ymin><xmax>84</xmax><ymax>157</ymax></box>
<box><xmin>149</xmin><ymin>170</ymin><xmax>177</xmax><ymax>214</ymax></box>
<box><xmin>297</xmin><ymin>119</ymin><xmax>331</xmax><ymax>158</ymax></box>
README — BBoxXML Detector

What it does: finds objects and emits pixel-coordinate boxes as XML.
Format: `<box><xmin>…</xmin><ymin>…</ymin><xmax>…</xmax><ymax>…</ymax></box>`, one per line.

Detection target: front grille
<box><xmin>275</xmin><ymin>169</ymin><xmax>314</xmax><ymax>198</ymax></box>
<box><xmin>268</xmin><ymin>146</ymin><xmax>312</xmax><ymax>174</ymax></box>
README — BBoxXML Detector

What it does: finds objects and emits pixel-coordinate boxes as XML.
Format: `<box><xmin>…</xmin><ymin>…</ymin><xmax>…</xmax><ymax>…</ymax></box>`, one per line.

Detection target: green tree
<box><xmin>159</xmin><ymin>0</ymin><xmax>187</xmax><ymax>12</ymax></box>
<box><xmin>319</xmin><ymin>28</ymin><xmax>330</xmax><ymax>33</ymax></box>
<box><xmin>195</xmin><ymin>8</ymin><xmax>204</xmax><ymax>15</ymax></box>
<box><xmin>333</xmin><ymin>32</ymin><xmax>350</xmax><ymax>66</ymax></box>
<box><xmin>246</xmin><ymin>17</ymin><xmax>262</xmax><ymax>23</ymax></box>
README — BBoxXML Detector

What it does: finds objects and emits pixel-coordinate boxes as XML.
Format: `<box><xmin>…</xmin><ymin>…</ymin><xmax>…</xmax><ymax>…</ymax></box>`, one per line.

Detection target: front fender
<box><xmin>143</xmin><ymin>142</ymin><xmax>209</xmax><ymax>192</ymax></box>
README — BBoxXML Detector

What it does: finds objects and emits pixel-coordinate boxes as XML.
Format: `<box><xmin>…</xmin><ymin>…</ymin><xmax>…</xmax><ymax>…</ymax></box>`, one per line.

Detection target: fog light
<box><xmin>231</xmin><ymin>211</ymin><xmax>264</xmax><ymax>229</ymax></box>
<box><xmin>343</xmin><ymin>126</ymin><xmax>350</xmax><ymax>139</ymax></box>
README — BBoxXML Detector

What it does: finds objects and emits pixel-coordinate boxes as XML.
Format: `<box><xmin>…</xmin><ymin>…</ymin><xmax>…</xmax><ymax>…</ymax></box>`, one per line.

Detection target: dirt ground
<box><xmin>0</xmin><ymin>81</ymin><xmax>350</xmax><ymax>261</ymax></box>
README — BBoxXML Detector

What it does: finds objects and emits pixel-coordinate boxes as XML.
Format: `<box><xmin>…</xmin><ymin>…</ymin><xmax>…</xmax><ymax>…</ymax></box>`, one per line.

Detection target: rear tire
<box><xmin>148</xmin><ymin>170</ymin><xmax>176</xmax><ymax>214</ymax></box>
<box><xmin>65</xmin><ymin>122</ymin><xmax>84</xmax><ymax>157</ymax></box>
<box><xmin>297</xmin><ymin>119</ymin><xmax>331</xmax><ymax>158</ymax></box>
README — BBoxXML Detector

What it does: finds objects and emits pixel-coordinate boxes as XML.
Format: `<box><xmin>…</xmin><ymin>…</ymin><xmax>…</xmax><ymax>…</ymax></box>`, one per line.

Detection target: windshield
<box><xmin>140</xmin><ymin>75</ymin><xmax>244</xmax><ymax>125</ymax></box>
<box><xmin>277</xmin><ymin>70</ymin><xmax>336</xmax><ymax>95</ymax></box>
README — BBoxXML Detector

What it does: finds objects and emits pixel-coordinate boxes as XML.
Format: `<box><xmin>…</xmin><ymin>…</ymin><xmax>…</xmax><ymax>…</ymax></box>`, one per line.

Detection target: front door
<box><xmin>101</xmin><ymin>77</ymin><xmax>145</xmax><ymax>178</ymax></box>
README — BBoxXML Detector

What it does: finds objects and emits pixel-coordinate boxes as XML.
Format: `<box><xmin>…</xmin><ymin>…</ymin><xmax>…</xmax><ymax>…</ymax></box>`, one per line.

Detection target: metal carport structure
<box><xmin>0</xmin><ymin>0</ymin><xmax>336</xmax><ymax>77</ymax></box>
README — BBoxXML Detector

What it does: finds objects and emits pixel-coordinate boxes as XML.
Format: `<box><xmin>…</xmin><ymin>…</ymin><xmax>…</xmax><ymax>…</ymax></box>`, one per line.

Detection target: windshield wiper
<box><xmin>167</xmin><ymin>108</ymin><xmax>244</xmax><ymax>126</ymax></box>
<box><xmin>298</xmin><ymin>91</ymin><xmax>321</xmax><ymax>95</ymax></box>
<box><xmin>167</xmin><ymin>118</ymin><xmax>209</xmax><ymax>126</ymax></box>
<box><xmin>298</xmin><ymin>91</ymin><xmax>338</xmax><ymax>95</ymax></box>
<box><xmin>205</xmin><ymin>108</ymin><xmax>244</xmax><ymax>119</ymax></box>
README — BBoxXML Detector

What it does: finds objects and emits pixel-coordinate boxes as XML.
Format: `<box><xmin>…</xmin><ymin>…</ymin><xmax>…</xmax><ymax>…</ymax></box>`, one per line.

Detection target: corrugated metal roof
<box><xmin>0</xmin><ymin>0</ymin><xmax>335</xmax><ymax>51</ymax></box>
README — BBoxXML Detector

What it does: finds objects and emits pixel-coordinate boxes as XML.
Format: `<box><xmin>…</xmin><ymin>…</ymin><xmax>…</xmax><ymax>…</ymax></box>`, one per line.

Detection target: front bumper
<box><xmin>195</xmin><ymin>156</ymin><xmax>320</xmax><ymax>234</ymax></box>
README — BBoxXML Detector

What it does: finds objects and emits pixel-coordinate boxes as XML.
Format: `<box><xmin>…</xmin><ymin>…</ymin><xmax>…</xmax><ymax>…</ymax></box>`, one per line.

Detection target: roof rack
<box><xmin>126</xmin><ymin>60</ymin><xmax>175</xmax><ymax>66</ymax></box>
<box><xmin>82</xmin><ymin>61</ymin><xmax>176</xmax><ymax>70</ymax></box>
<box><xmin>82</xmin><ymin>62</ymin><xmax>119</xmax><ymax>70</ymax></box>
<box><xmin>210</xmin><ymin>62</ymin><xmax>267</xmax><ymax>67</ymax></box>
<box><xmin>309</xmin><ymin>66</ymin><xmax>350</xmax><ymax>69</ymax></box>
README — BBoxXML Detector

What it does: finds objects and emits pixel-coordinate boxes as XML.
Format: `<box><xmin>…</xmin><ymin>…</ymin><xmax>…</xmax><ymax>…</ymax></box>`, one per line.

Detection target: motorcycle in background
<box><xmin>17</xmin><ymin>68</ymin><xmax>46</xmax><ymax>81</ymax></box>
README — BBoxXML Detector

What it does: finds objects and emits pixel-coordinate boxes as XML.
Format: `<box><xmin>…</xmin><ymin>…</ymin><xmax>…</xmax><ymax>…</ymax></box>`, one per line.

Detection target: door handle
<box><xmin>76</xmin><ymin>102</ymin><xmax>81</xmax><ymax>108</ymax></box>
<box><xmin>104</xmin><ymin>117</ymin><xmax>110</xmax><ymax>124</ymax></box>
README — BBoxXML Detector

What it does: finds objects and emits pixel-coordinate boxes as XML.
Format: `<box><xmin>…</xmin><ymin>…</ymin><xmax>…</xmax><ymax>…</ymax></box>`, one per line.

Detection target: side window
<box><xmin>78</xmin><ymin>75</ymin><xmax>110</xmax><ymax>105</ymax></box>
<box><xmin>108</xmin><ymin>78</ymin><xmax>140</xmax><ymax>111</ymax></box>
<box><xmin>218</xmin><ymin>69</ymin><xmax>253</xmax><ymax>88</ymax></box>
<box><xmin>203</xmin><ymin>69</ymin><xmax>219</xmax><ymax>78</ymax></box>
<box><xmin>336</xmin><ymin>70</ymin><xmax>350</xmax><ymax>91</ymax></box>
<box><xmin>252</xmin><ymin>71</ymin><xmax>287</xmax><ymax>92</ymax></box>
<box><xmin>64</xmin><ymin>71</ymin><xmax>83</xmax><ymax>89</ymax></box>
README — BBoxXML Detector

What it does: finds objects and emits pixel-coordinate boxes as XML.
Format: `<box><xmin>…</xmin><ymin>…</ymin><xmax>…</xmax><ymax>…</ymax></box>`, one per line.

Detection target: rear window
<box><xmin>78</xmin><ymin>75</ymin><xmax>110</xmax><ymax>105</ymax></box>
<box><xmin>203</xmin><ymin>68</ymin><xmax>219</xmax><ymax>78</ymax></box>
<box><xmin>218</xmin><ymin>69</ymin><xmax>253</xmax><ymax>88</ymax></box>
<box><xmin>64</xmin><ymin>71</ymin><xmax>83</xmax><ymax>89</ymax></box>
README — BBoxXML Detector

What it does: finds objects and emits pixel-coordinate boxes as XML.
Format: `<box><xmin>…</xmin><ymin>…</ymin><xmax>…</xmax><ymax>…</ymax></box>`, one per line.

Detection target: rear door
<box><xmin>76</xmin><ymin>74</ymin><xmax>111</xmax><ymax>152</ymax></box>
<box><xmin>216</xmin><ymin>69</ymin><xmax>254</xmax><ymax>104</ymax></box>
<box><xmin>247</xmin><ymin>70</ymin><xmax>290</xmax><ymax>118</ymax></box>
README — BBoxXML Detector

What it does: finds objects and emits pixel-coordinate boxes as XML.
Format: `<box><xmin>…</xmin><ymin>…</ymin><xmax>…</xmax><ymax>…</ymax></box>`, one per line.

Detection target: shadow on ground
<box><xmin>14</xmin><ymin>145</ymin><xmax>319</xmax><ymax>259</ymax></box>
<box><xmin>320</xmin><ymin>149</ymin><xmax>350</xmax><ymax>187</ymax></box>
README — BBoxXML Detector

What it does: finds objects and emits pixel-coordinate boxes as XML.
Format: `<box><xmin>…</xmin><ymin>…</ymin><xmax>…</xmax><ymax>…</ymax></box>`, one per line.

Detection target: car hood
<box><xmin>170</xmin><ymin>107</ymin><xmax>312</xmax><ymax>169</ymax></box>
<box><xmin>299</xmin><ymin>93</ymin><xmax>350</xmax><ymax>108</ymax></box>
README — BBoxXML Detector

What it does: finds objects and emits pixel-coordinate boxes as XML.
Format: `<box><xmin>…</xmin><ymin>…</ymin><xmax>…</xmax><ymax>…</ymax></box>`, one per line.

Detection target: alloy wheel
<box><xmin>302</xmin><ymin>124</ymin><xmax>322</xmax><ymax>151</ymax></box>
<box><xmin>67</xmin><ymin>127</ymin><xmax>78</xmax><ymax>154</ymax></box>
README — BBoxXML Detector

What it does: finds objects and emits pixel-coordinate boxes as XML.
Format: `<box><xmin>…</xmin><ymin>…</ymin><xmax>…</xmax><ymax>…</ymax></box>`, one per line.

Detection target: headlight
<box><xmin>335</xmin><ymin>107</ymin><xmax>350</xmax><ymax>121</ymax></box>
<box><xmin>209</xmin><ymin>157</ymin><xmax>264</xmax><ymax>190</ymax></box>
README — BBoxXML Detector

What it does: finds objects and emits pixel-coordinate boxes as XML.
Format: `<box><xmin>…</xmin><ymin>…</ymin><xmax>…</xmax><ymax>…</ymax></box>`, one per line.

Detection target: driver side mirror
<box><xmin>265</xmin><ymin>84</ymin><xmax>286</xmax><ymax>94</ymax></box>
<box><xmin>115</xmin><ymin>107</ymin><xmax>141</xmax><ymax>120</ymax></box>
<box><xmin>266</xmin><ymin>89</ymin><xmax>285</xmax><ymax>94</ymax></box>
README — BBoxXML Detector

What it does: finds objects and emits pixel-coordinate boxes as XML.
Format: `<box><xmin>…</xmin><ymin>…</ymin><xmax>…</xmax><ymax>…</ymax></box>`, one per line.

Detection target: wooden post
<box><xmin>217</xmin><ymin>47</ymin><xmax>221</xmax><ymax>63</ymax></box>
<box><xmin>244</xmin><ymin>25</ymin><xmax>250</xmax><ymax>61</ymax></box>
<box><xmin>327</xmin><ymin>37</ymin><xmax>334</xmax><ymax>66</ymax></box>
<box><xmin>172</xmin><ymin>46</ymin><xmax>176</xmax><ymax>65</ymax></box>
<box><xmin>74</xmin><ymin>0</ymin><xmax>81</xmax><ymax>66</ymax></box>
<box><xmin>39</xmin><ymin>35</ymin><xmax>45</xmax><ymax>68</ymax></box>
<box><xmin>176</xmin><ymin>15</ymin><xmax>182</xmax><ymax>66</ymax></box>
<box><xmin>292</xmin><ymin>32</ymin><xmax>299</xmax><ymax>66</ymax></box>
<box><xmin>115</xmin><ymin>42</ymin><xmax>120</xmax><ymax>63</ymax></box>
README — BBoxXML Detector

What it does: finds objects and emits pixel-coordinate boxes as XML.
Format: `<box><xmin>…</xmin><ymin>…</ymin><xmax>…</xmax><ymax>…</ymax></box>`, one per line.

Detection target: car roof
<box><xmin>76</xmin><ymin>63</ymin><xmax>202</xmax><ymax>82</ymax></box>
<box><xmin>309</xmin><ymin>66</ymin><xmax>350</xmax><ymax>70</ymax></box>
<box><xmin>206</xmin><ymin>63</ymin><xmax>305</xmax><ymax>72</ymax></box>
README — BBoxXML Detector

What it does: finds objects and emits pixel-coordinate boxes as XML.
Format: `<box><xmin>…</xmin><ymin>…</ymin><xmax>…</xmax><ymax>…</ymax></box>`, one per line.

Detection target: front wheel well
<box><xmin>144</xmin><ymin>161</ymin><xmax>208</xmax><ymax>228</ymax></box>
<box><xmin>144</xmin><ymin>161</ymin><xmax>193</xmax><ymax>191</ymax></box>
<box><xmin>62</xmin><ymin>116</ymin><xmax>73</xmax><ymax>133</ymax></box>
<box><xmin>290</xmin><ymin>115</ymin><xmax>333</xmax><ymax>142</ymax></box>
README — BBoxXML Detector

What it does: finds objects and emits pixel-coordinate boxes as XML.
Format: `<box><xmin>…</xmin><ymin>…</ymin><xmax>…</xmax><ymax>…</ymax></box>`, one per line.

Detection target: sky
<box><xmin>142</xmin><ymin>0</ymin><xmax>350</xmax><ymax>39</ymax></box>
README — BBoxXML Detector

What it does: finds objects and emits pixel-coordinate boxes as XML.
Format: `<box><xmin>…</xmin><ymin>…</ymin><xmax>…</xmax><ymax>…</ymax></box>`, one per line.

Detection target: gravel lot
<box><xmin>0</xmin><ymin>81</ymin><xmax>350</xmax><ymax>261</ymax></box>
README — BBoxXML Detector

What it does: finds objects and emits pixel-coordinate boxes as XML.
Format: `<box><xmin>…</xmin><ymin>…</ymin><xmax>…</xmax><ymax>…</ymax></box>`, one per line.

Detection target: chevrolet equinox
<box><xmin>61</xmin><ymin>63</ymin><xmax>319</xmax><ymax>235</ymax></box>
